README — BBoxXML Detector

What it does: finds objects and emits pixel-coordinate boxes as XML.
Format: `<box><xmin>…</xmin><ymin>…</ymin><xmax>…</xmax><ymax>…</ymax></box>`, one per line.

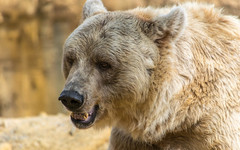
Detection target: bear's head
<box><xmin>59</xmin><ymin>0</ymin><xmax>186</xmax><ymax>130</ymax></box>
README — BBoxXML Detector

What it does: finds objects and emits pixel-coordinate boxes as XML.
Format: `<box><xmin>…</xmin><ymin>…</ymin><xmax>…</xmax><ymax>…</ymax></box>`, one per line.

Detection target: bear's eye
<box><xmin>66</xmin><ymin>57</ymin><xmax>74</xmax><ymax>67</ymax></box>
<box><xmin>96</xmin><ymin>61</ymin><xmax>111</xmax><ymax>71</ymax></box>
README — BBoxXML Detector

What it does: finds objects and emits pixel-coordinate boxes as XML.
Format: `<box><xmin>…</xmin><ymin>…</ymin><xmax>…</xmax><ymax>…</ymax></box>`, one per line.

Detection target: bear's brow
<box><xmin>65</xmin><ymin>50</ymin><xmax>76</xmax><ymax>58</ymax></box>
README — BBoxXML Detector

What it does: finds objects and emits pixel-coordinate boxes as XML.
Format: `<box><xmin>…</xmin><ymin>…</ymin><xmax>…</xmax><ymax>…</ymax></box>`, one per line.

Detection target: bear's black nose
<box><xmin>58</xmin><ymin>90</ymin><xmax>84</xmax><ymax>111</ymax></box>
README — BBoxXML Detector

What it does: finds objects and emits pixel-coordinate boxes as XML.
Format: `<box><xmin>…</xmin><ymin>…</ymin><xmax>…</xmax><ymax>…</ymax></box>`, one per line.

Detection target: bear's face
<box><xmin>59</xmin><ymin>0</ymin><xmax>186</xmax><ymax>129</ymax></box>
<box><xmin>62</xmin><ymin>12</ymin><xmax>157</xmax><ymax>129</ymax></box>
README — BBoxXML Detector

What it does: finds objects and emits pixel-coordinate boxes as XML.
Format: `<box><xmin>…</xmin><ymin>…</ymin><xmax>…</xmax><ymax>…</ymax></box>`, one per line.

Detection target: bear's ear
<box><xmin>83</xmin><ymin>0</ymin><xmax>107</xmax><ymax>20</ymax></box>
<box><xmin>141</xmin><ymin>7</ymin><xmax>186</xmax><ymax>47</ymax></box>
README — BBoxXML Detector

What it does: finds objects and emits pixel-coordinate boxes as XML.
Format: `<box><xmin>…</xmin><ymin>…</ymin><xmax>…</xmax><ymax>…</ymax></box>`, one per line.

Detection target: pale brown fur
<box><xmin>61</xmin><ymin>0</ymin><xmax>240</xmax><ymax>149</ymax></box>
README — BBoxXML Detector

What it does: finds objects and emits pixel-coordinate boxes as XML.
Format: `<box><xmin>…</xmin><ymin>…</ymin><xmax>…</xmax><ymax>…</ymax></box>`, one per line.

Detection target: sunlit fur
<box><xmin>62</xmin><ymin>0</ymin><xmax>240</xmax><ymax>149</ymax></box>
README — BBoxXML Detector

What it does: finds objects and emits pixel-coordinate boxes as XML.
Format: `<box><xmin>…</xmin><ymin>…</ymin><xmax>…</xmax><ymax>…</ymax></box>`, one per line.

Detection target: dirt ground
<box><xmin>0</xmin><ymin>114</ymin><xmax>111</xmax><ymax>150</ymax></box>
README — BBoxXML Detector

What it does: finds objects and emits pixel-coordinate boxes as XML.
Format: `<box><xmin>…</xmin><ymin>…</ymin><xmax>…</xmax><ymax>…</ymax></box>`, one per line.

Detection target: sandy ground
<box><xmin>0</xmin><ymin>114</ymin><xmax>111</xmax><ymax>150</ymax></box>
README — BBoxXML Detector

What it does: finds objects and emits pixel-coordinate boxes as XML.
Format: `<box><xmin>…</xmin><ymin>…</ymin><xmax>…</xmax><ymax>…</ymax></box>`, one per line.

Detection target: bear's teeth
<box><xmin>82</xmin><ymin>113</ymin><xmax>88</xmax><ymax>120</ymax></box>
<box><xmin>71</xmin><ymin>112</ymin><xmax>88</xmax><ymax>120</ymax></box>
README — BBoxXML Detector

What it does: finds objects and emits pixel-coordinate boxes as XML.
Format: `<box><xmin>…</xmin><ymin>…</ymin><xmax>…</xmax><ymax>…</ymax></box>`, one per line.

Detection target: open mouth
<box><xmin>70</xmin><ymin>105</ymin><xmax>99</xmax><ymax>129</ymax></box>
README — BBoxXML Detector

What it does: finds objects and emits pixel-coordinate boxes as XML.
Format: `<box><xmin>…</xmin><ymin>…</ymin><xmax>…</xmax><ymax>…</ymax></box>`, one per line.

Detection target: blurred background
<box><xmin>0</xmin><ymin>0</ymin><xmax>239</xmax><ymax>118</ymax></box>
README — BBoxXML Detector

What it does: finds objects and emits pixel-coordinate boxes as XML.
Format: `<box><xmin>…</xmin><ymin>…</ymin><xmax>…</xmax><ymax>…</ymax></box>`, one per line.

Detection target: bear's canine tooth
<box><xmin>82</xmin><ymin>113</ymin><xmax>88</xmax><ymax>120</ymax></box>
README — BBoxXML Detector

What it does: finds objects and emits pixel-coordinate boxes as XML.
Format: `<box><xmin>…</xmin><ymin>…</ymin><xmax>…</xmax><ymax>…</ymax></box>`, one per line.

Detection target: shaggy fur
<box><xmin>61</xmin><ymin>0</ymin><xmax>240</xmax><ymax>149</ymax></box>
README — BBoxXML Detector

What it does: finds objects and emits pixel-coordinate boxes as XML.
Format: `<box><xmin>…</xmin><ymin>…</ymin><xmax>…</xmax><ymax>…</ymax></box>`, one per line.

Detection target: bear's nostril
<box><xmin>58</xmin><ymin>90</ymin><xmax>84</xmax><ymax>111</ymax></box>
<box><xmin>62</xmin><ymin>99</ymin><xmax>67</xmax><ymax>105</ymax></box>
<box><xmin>62</xmin><ymin>99</ymin><xmax>66</xmax><ymax>103</ymax></box>
<box><xmin>70</xmin><ymin>99</ymin><xmax>79</xmax><ymax>105</ymax></box>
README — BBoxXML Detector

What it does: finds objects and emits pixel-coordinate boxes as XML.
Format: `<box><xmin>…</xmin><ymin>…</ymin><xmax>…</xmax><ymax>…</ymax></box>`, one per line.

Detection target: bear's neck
<box><xmin>115</xmin><ymin>34</ymin><xmax>198</xmax><ymax>142</ymax></box>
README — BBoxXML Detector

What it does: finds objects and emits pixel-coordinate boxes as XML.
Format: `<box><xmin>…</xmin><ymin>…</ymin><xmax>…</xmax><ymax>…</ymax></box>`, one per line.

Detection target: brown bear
<box><xmin>58</xmin><ymin>0</ymin><xmax>240</xmax><ymax>149</ymax></box>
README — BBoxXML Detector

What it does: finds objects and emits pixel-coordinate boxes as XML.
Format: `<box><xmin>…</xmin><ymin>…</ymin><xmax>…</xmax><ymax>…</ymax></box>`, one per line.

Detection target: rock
<box><xmin>0</xmin><ymin>0</ymin><xmax>38</xmax><ymax>22</ymax></box>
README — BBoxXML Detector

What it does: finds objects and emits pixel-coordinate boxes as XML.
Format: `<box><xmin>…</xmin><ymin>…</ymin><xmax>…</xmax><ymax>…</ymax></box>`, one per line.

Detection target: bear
<box><xmin>58</xmin><ymin>0</ymin><xmax>240</xmax><ymax>149</ymax></box>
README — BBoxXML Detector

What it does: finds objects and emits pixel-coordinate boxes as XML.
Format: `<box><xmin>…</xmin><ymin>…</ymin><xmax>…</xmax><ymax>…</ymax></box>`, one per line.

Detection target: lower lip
<box><xmin>71</xmin><ymin>117</ymin><xmax>93</xmax><ymax>129</ymax></box>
